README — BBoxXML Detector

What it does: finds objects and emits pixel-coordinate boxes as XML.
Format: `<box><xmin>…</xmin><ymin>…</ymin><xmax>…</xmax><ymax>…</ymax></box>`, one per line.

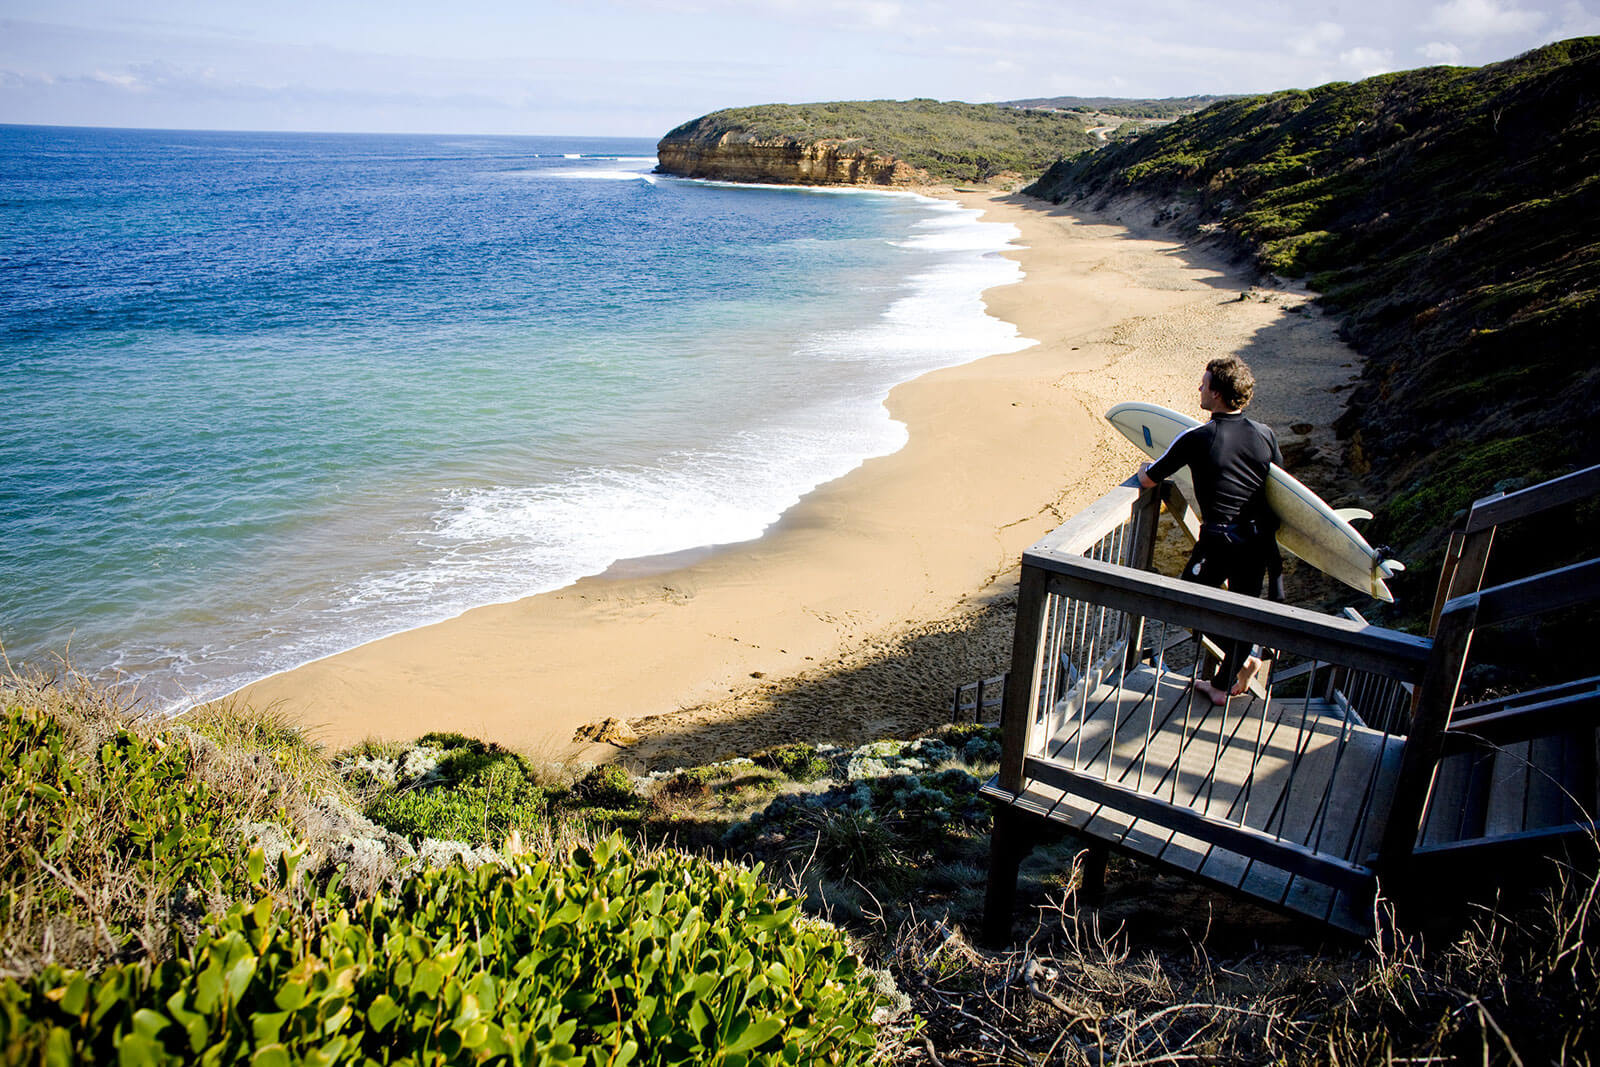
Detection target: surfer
<box><xmin>1137</xmin><ymin>356</ymin><xmax>1284</xmax><ymax>705</ymax></box>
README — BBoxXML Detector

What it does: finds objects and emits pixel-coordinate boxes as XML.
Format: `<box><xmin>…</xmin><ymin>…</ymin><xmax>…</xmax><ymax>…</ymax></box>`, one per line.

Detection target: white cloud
<box><xmin>1428</xmin><ymin>0</ymin><xmax>1546</xmax><ymax>38</ymax></box>
<box><xmin>1339</xmin><ymin>46</ymin><xmax>1395</xmax><ymax>76</ymax></box>
<box><xmin>1418</xmin><ymin>40</ymin><xmax>1466</xmax><ymax>62</ymax></box>
<box><xmin>1289</xmin><ymin>20</ymin><xmax>1346</xmax><ymax>57</ymax></box>
<box><xmin>1551</xmin><ymin>0</ymin><xmax>1600</xmax><ymax>37</ymax></box>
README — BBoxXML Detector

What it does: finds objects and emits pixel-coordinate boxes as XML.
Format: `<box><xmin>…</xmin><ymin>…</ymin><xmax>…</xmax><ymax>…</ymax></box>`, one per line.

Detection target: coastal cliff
<box><xmin>655</xmin><ymin>133</ymin><xmax>925</xmax><ymax>186</ymax></box>
<box><xmin>656</xmin><ymin>99</ymin><xmax>1095</xmax><ymax>186</ymax></box>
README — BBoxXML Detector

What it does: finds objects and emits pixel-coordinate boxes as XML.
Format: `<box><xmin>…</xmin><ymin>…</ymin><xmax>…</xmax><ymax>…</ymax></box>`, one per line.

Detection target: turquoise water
<box><xmin>1</xmin><ymin>125</ymin><xmax>1030</xmax><ymax>707</ymax></box>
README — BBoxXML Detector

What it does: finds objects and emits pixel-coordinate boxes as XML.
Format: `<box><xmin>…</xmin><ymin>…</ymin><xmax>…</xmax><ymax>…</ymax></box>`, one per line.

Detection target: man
<box><xmin>1137</xmin><ymin>356</ymin><xmax>1283</xmax><ymax>705</ymax></box>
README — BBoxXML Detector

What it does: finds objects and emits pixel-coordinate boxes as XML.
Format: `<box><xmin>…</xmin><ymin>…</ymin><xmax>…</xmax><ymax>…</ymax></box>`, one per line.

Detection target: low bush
<box><xmin>753</xmin><ymin>742</ymin><xmax>829</xmax><ymax>782</ymax></box>
<box><xmin>569</xmin><ymin>764</ymin><xmax>642</xmax><ymax>811</ymax></box>
<box><xmin>364</xmin><ymin>759</ymin><xmax>546</xmax><ymax>846</ymax></box>
<box><xmin>0</xmin><ymin>836</ymin><xmax>885</xmax><ymax>1065</ymax></box>
<box><xmin>1</xmin><ymin>702</ymin><xmax>286</xmax><ymax>972</ymax></box>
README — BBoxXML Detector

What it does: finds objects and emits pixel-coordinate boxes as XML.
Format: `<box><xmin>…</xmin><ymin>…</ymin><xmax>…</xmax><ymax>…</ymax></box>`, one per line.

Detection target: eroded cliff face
<box><xmin>655</xmin><ymin>135</ymin><xmax>926</xmax><ymax>186</ymax></box>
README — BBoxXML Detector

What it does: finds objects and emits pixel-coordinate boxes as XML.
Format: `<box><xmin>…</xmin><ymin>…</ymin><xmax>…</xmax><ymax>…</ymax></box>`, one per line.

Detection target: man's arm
<box><xmin>1138</xmin><ymin>426</ymin><xmax>1200</xmax><ymax>488</ymax></box>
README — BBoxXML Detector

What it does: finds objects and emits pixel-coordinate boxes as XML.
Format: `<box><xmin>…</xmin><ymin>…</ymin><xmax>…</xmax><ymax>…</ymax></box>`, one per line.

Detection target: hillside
<box><xmin>656</xmin><ymin>99</ymin><xmax>1095</xmax><ymax>185</ymax></box>
<box><xmin>1027</xmin><ymin>38</ymin><xmax>1600</xmax><ymax>634</ymax></box>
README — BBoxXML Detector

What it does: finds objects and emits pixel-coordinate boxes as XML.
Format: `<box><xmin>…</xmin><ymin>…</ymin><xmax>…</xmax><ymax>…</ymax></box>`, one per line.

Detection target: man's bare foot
<box><xmin>1195</xmin><ymin>678</ymin><xmax>1231</xmax><ymax>706</ymax></box>
<box><xmin>1231</xmin><ymin>656</ymin><xmax>1266</xmax><ymax>697</ymax></box>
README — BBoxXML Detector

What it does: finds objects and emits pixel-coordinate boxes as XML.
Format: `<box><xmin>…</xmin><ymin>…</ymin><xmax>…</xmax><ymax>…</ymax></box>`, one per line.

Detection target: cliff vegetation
<box><xmin>1027</xmin><ymin>38</ymin><xmax>1600</xmax><ymax>636</ymax></box>
<box><xmin>657</xmin><ymin>99</ymin><xmax>1095</xmax><ymax>185</ymax></box>
<box><xmin>4</xmin><ymin>670</ymin><xmax>1596</xmax><ymax>1063</ymax></box>
<box><xmin>1000</xmin><ymin>94</ymin><xmax>1233</xmax><ymax>118</ymax></box>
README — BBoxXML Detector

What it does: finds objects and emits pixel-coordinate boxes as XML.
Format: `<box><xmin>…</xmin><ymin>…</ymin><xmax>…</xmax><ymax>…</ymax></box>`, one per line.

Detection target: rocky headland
<box><xmin>655</xmin><ymin>130</ymin><xmax>925</xmax><ymax>186</ymax></box>
<box><xmin>655</xmin><ymin>99</ymin><xmax>1096</xmax><ymax>186</ymax></box>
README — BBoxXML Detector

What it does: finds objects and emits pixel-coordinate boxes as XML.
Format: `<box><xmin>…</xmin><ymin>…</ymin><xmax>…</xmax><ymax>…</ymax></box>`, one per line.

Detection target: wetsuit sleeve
<box><xmin>1145</xmin><ymin>425</ymin><xmax>1203</xmax><ymax>483</ymax></box>
<box><xmin>1263</xmin><ymin>422</ymin><xmax>1284</xmax><ymax>467</ymax></box>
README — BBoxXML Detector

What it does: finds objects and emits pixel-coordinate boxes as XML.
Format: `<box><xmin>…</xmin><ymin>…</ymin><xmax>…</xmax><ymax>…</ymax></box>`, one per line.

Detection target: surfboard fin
<box><xmin>1373</xmin><ymin>544</ymin><xmax>1406</xmax><ymax>578</ymax></box>
<box><xmin>1333</xmin><ymin>507</ymin><xmax>1373</xmax><ymax>523</ymax></box>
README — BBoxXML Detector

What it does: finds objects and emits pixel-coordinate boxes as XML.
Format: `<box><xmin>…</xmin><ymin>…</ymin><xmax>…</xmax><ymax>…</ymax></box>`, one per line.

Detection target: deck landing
<box><xmin>983</xmin><ymin>663</ymin><xmax>1404</xmax><ymax>934</ymax></box>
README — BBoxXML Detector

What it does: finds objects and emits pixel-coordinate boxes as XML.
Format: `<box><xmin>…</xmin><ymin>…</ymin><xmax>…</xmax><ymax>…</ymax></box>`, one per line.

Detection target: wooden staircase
<box><xmin>981</xmin><ymin>464</ymin><xmax>1600</xmax><ymax>942</ymax></box>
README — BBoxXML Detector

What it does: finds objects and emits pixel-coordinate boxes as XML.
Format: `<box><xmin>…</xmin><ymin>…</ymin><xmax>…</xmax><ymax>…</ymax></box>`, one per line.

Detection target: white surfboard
<box><xmin>1106</xmin><ymin>401</ymin><xmax>1401</xmax><ymax>602</ymax></box>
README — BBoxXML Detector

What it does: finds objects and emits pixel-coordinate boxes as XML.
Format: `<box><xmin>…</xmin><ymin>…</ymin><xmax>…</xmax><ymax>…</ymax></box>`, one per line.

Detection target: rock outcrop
<box><xmin>656</xmin><ymin>134</ymin><xmax>926</xmax><ymax>187</ymax></box>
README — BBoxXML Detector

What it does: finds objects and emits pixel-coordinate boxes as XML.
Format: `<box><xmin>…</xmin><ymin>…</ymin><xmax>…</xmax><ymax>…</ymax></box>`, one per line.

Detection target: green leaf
<box><xmin>251</xmin><ymin>1010</ymin><xmax>289</xmax><ymax>1046</ymax></box>
<box><xmin>43</xmin><ymin>1028</ymin><xmax>74</xmax><ymax>1067</ymax></box>
<box><xmin>412</xmin><ymin>959</ymin><xmax>445</xmax><ymax>998</ymax></box>
<box><xmin>60</xmin><ymin>973</ymin><xmax>89</xmax><ymax>1016</ymax></box>
<box><xmin>130</xmin><ymin>1008</ymin><xmax>169</xmax><ymax>1041</ymax></box>
<box><xmin>247</xmin><ymin>848</ymin><xmax>265</xmax><ymax>885</ymax></box>
<box><xmin>249</xmin><ymin>1045</ymin><xmax>291</xmax><ymax>1067</ymax></box>
<box><xmin>115</xmin><ymin>1033</ymin><xmax>163</xmax><ymax>1067</ymax></box>
<box><xmin>725</xmin><ymin>1017</ymin><xmax>784</xmax><ymax>1054</ymax></box>
<box><xmin>322</xmin><ymin>1004</ymin><xmax>353</xmax><ymax>1036</ymax></box>
<box><xmin>272</xmin><ymin>979</ymin><xmax>307</xmax><ymax>1013</ymax></box>
<box><xmin>224</xmin><ymin>955</ymin><xmax>258</xmax><ymax>1002</ymax></box>
<box><xmin>366</xmin><ymin>994</ymin><xmax>402</xmax><ymax>1033</ymax></box>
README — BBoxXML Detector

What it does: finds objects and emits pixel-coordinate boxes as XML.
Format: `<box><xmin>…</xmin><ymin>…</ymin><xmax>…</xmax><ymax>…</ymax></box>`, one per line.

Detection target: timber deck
<box><xmin>981</xmin><ymin>661</ymin><xmax>1401</xmax><ymax>934</ymax></box>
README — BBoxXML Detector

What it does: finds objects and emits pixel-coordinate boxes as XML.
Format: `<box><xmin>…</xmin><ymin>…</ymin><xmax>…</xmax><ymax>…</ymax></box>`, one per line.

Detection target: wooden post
<box><xmin>1428</xmin><ymin>525</ymin><xmax>1496</xmax><ymax>637</ymax></box>
<box><xmin>984</xmin><ymin>562</ymin><xmax>1051</xmax><ymax>947</ymax></box>
<box><xmin>1378</xmin><ymin>596</ymin><xmax>1478</xmax><ymax>877</ymax></box>
<box><xmin>981</xmin><ymin>806</ymin><xmax>1037</xmax><ymax>946</ymax></box>
<box><xmin>1124</xmin><ymin>484</ymin><xmax>1162</xmax><ymax>670</ymax></box>
<box><xmin>997</xmin><ymin>564</ymin><xmax>1049</xmax><ymax>793</ymax></box>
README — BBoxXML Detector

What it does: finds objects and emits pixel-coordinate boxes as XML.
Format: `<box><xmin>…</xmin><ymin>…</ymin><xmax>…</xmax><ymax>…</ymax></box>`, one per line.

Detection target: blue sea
<box><xmin>0</xmin><ymin>124</ymin><xmax>1030</xmax><ymax>709</ymax></box>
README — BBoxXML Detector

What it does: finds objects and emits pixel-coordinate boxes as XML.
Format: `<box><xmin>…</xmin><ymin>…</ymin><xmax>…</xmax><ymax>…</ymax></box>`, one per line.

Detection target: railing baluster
<box><xmin>1239</xmin><ymin>675</ymin><xmax>1274</xmax><ymax>827</ymax></box>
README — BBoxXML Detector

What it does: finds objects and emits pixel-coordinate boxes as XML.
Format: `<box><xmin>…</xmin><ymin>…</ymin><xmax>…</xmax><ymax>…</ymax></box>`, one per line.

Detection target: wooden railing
<box><xmin>985</xmin><ymin>463</ymin><xmax>1600</xmax><ymax>939</ymax></box>
<box><xmin>1381</xmin><ymin>557</ymin><xmax>1600</xmax><ymax>868</ymax></box>
<box><xmin>1005</xmin><ymin>482</ymin><xmax>1426</xmax><ymax>793</ymax></box>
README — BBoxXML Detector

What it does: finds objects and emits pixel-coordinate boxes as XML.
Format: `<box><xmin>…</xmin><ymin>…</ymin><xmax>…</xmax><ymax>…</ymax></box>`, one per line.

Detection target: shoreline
<box><xmin>234</xmin><ymin>188</ymin><xmax>1363</xmax><ymax>767</ymax></box>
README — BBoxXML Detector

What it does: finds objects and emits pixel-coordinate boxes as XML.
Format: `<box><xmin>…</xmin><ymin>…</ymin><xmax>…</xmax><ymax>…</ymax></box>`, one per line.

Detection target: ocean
<box><xmin>0</xmin><ymin>124</ymin><xmax>1031</xmax><ymax>709</ymax></box>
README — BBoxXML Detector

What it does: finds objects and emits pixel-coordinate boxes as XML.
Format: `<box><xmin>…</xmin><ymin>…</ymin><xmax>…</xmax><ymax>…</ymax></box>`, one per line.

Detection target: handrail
<box><xmin>1464</xmin><ymin>462</ymin><xmax>1600</xmax><ymax>534</ymax></box>
<box><xmin>1450</xmin><ymin>674</ymin><xmax>1600</xmax><ymax>720</ymax></box>
<box><xmin>1430</xmin><ymin>462</ymin><xmax>1600</xmax><ymax>634</ymax></box>
<box><xmin>1443</xmin><ymin>689</ymin><xmax>1600</xmax><ymax>750</ymax></box>
<box><xmin>1440</xmin><ymin>556</ymin><xmax>1600</xmax><ymax>628</ymax></box>
<box><xmin>1022</xmin><ymin>552</ymin><xmax>1434</xmax><ymax>682</ymax></box>
<box><xmin>1031</xmin><ymin>478</ymin><xmax>1145</xmax><ymax>557</ymax></box>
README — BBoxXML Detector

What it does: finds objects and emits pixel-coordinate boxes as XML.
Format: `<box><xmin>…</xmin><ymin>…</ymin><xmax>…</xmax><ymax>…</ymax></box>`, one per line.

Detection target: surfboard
<box><xmin>1105</xmin><ymin>401</ymin><xmax>1402</xmax><ymax>602</ymax></box>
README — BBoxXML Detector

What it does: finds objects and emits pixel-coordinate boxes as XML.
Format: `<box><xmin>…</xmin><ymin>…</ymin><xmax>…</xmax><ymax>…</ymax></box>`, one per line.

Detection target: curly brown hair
<box><xmin>1206</xmin><ymin>356</ymin><xmax>1256</xmax><ymax>410</ymax></box>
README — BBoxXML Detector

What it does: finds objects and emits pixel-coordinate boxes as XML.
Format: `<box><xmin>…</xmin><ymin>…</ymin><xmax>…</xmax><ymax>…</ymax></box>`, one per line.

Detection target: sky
<box><xmin>2</xmin><ymin>0</ymin><xmax>1597</xmax><ymax>138</ymax></box>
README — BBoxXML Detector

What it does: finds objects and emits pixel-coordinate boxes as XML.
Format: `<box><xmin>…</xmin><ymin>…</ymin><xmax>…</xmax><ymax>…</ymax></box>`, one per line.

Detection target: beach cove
<box><xmin>237</xmin><ymin>188</ymin><xmax>1364</xmax><ymax>766</ymax></box>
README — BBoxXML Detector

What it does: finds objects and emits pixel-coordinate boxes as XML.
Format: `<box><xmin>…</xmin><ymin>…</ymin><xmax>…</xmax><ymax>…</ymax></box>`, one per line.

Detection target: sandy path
<box><xmin>233</xmin><ymin>190</ymin><xmax>1361</xmax><ymax>768</ymax></box>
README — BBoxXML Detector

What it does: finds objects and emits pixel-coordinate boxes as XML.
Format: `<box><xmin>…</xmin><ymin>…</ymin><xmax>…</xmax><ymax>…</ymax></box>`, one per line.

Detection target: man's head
<box><xmin>1201</xmin><ymin>356</ymin><xmax>1255</xmax><ymax>412</ymax></box>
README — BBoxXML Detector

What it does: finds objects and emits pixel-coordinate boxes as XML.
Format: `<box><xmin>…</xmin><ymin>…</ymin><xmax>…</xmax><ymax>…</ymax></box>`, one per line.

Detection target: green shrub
<box><xmin>570</xmin><ymin>764</ymin><xmax>641</xmax><ymax>811</ymax></box>
<box><xmin>753</xmin><ymin>743</ymin><xmax>829</xmax><ymax>782</ymax></box>
<box><xmin>364</xmin><ymin>760</ymin><xmax>545</xmax><ymax>846</ymax></box>
<box><xmin>0</xmin><ymin>837</ymin><xmax>884</xmax><ymax>1065</ymax></box>
<box><xmin>931</xmin><ymin>723</ymin><xmax>1002</xmax><ymax>765</ymax></box>
<box><xmin>1</xmin><ymin>705</ymin><xmax>274</xmax><ymax>959</ymax></box>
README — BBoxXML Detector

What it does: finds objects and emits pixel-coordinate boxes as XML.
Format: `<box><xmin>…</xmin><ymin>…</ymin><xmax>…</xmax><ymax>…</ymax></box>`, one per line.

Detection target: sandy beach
<box><xmin>236</xmin><ymin>189</ymin><xmax>1362</xmax><ymax>768</ymax></box>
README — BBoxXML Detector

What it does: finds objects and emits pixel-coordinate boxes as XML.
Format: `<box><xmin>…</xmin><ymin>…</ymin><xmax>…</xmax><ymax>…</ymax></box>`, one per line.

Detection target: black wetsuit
<box><xmin>1146</xmin><ymin>411</ymin><xmax>1284</xmax><ymax>685</ymax></box>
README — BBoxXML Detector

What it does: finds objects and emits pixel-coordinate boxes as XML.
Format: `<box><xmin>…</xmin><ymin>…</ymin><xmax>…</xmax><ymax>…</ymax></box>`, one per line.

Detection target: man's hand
<box><xmin>1137</xmin><ymin>462</ymin><xmax>1158</xmax><ymax>490</ymax></box>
